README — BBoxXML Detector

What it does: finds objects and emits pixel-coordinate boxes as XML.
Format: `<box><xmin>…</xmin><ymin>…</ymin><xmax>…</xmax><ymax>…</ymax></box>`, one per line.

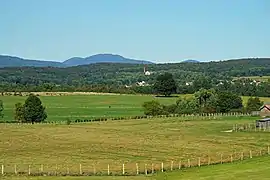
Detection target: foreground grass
<box><xmin>0</xmin><ymin>93</ymin><xmax>269</xmax><ymax>122</ymax></box>
<box><xmin>0</xmin><ymin>116</ymin><xmax>268</xmax><ymax>174</ymax></box>
<box><xmin>2</xmin><ymin>156</ymin><xmax>270</xmax><ymax>180</ymax></box>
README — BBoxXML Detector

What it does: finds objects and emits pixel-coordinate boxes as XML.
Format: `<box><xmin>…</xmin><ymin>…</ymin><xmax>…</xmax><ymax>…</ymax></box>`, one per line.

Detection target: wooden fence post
<box><xmin>28</xmin><ymin>165</ymin><xmax>31</xmax><ymax>175</ymax></box>
<box><xmin>161</xmin><ymin>162</ymin><xmax>164</xmax><ymax>172</ymax></box>
<box><xmin>230</xmin><ymin>154</ymin><xmax>233</xmax><ymax>163</ymax></box>
<box><xmin>178</xmin><ymin>161</ymin><xmax>181</xmax><ymax>169</ymax></box>
<box><xmin>122</xmin><ymin>164</ymin><xmax>125</xmax><ymax>175</ymax></box>
<box><xmin>14</xmin><ymin>164</ymin><xmax>17</xmax><ymax>174</ymax></box>
<box><xmin>198</xmin><ymin>157</ymin><xmax>201</xmax><ymax>167</ymax></box>
<box><xmin>250</xmin><ymin>150</ymin><xmax>252</xmax><ymax>158</ymax></box>
<box><xmin>151</xmin><ymin>163</ymin><xmax>154</xmax><ymax>174</ymax></box>
<box><xmin>220</xmin><ymin>154</ymin><xmax>223</xmax><ymax>164</ymax></box>
<box><xmin>80</xmin><ymin>164</ymin><xmax>82</xmax><ymax>175</ymax></box>
<box><xmin>144</xmin><ymin>164</ymin><xmax>147</xmax><ymax>175</ymax></box>
<box><xmin>41</xmin><ymin>164</ymin><xmax>44</xmax><ymax>173</ymax></box>
<box><xmin>171</xmin><ymin>161</ymin><xmax>173</xmax><ymax>171</ymax></box>
<box><xmin>93</xmin><ymin>164</ymin><xmax>96</xmax><ymax>175</ymax></box>
<box><xmin>1</xmin><ymin>165</ymin><xmax>3</xmax><ymax>175</ymax></box>
<box><xmin>136</xmin><ymin>163</ymin><xmax>139</xmax><ymax>175</ymax></box>
<box><xmin>107</xmin><ymin>164</ymin><xmax>110</xmax><ymax>175</ymax></box>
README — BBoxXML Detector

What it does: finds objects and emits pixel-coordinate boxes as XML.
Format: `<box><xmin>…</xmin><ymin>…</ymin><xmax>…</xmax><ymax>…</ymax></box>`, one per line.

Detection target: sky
<box><xmin>0</xmin><ymin>0</ymin><xmax>269</xmax><ymax>63</ymax></box>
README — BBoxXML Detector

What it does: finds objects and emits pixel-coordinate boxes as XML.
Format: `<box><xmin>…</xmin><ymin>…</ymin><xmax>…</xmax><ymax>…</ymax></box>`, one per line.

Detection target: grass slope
<box><xmin>0</xmin><ymin>94</ymin><xmax>269</xmax><ymax>122</ymax></box>
<box><xmin>0</xmin><ymin>117</ymin><xmax>269</xmax><ymax>173</ymax></box>
<box><xmin>2</xmin><ymin>153</ymin><xmax>270</xmax><ymax>180</ymax></box>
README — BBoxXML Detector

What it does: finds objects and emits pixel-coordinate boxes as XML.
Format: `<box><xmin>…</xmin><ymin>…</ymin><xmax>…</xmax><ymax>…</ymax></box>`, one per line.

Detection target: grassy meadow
<box><xmin>0</xmin><ymin>93</ymin><xmax>269</xmax><ymax>122</ymax></box>
<box><xmin>0</xmin><ymin>116</ymin><xmax>269</xmax><ymax>175</ymax></box>
<box><xmin>2</xmin><ymin>156</ymin><xmax>270</xmax><ymax>180</ymax></box>
<box><xmin>233</xmin><ymin>76</ymin><xmax>270</xmax><ymax>82</ymax></box>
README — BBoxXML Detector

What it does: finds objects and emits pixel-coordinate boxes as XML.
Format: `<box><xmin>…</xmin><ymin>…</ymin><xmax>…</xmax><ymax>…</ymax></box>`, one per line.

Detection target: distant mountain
<box><xmin>0</xmin><ymin>55</ymin><xmax>63</xmax><ymax>67</ymax></box>
<box><xmin>0</xmin><ymin>54</ymin><xmax>154</xmax><ymax>68</ymax></box>
<box><xmin>63</xmin><ymin>54</ymin><xmax>154</xmax><ymax>66</ymax></box>
<box><xmin>182</xmin><ymin>59</ymin><xmax>200</xmax><ymax>63</ymax></box>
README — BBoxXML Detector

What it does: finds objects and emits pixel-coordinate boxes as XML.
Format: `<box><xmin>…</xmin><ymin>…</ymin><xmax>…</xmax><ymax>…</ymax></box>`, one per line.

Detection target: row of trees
<box><xmin>0</xmin><ymin>58</ymin><xmax>270</xmax><ymax>97</ymax></box>
<box><xmin>142</xmin><ymin>88</ymin><xmax>264</xmax><ymax>116</ymax></box>
<box><xmin>0</xmin><ymin>94</ymin><xmax>47</xmax><ymax>123</ymax></box>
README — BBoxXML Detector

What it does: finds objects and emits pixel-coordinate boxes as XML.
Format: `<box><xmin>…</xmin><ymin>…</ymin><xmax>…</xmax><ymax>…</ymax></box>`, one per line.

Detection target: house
<box><xmin>259</xmin><ymin>103</ymin><xmax>270</xmax><ymax>117</ymax></box>
<box><xmin>256</xmin><ymin>118</ymin><xmax>270</xmax><ymax>128</ymax></box>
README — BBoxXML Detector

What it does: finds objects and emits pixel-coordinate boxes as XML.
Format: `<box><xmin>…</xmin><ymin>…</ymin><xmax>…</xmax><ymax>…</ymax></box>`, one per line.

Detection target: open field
<box><xmin>2</xmin><ymin>156</ymin><xmax>270</xmax><ymax>180</ymax></box>
<box><xmin>0</xmin><ymin>93</ymin><xmax>269</xmax><ymax>122</ymax></box>
<box><xmin>0</xmin><ymin>116</ymin><xmax>269</xmax><ymax>175</ymax></box>
<box><xmin>233</xmin><ymin>76</ymin><xmax>270</xmax><ymax>82</ymax></box>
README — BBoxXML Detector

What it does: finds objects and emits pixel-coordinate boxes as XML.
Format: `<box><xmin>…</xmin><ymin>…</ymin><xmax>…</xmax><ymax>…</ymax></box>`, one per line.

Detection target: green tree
<box><xmin>142</xmin><ymin>100</ymin><xmax>166</xmax><ymax>116</ymax></box>
<box><xmin>23</xmin><ymin>94</ymin><xmax>47</xmax><ymax>123</ymax></box>
<box><xmin>14</xmin><ymin>103</ymin><xmax>25</xmax><ymax>122</ymax></box>
<box><xmin>246</xmin><ymin>97</ymin><xmax>263</xmax><ymax>113</ymax></box>
<box><xmin>153</xmin><ymin>73</ymin><xmax>177</xmax><ymax>96</ymax></box>
<box><xmin>215</xmin><ymin>91</ymin><xmax>243</xmax><ymax>113</ymax></box>
<box><xmin>175</xmin><ymin>97</ymin><xmax>200</xmax><ymax>114</ymax></box>
<box><xmin>0</xmin><ymin>100</ymin><xmax>3</xmax><ymax>118</ymax></box>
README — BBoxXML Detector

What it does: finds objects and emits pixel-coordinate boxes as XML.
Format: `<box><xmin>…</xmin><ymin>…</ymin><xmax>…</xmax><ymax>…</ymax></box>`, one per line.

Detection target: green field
<box><xmin>0</xmin><ymin>116</ymin><xmax>269</xmax><ymax>175</ymax></box>
<box><xmin>0</xmin><ymin>93</ymin><xmax>269</xmax><ymax>122</ymax></box>
<box><xmin>2</xmin><ymin>156</ymin><xmax>270</xmax><ymax>180</ymax></box>
<box><xmin>233</xmin><ymin>76</ymin><xmax>270</xmax><ymax>82</ymax></box>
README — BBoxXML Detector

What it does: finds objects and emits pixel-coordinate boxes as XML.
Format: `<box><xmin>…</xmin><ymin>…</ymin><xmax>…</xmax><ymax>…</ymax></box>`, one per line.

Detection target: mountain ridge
<box><xmin>0</xmin><ymin>53</ymin><xmax>154</xmax><ymax>68</ymax></box>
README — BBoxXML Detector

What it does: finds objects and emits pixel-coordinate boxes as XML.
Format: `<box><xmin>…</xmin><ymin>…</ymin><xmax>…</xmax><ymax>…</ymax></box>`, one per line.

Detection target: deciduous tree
<box><xmin>23</xmin><ymin>94</ymin><xmax>47</xmax><ymax>123</ymax></box>
<box><xmin>153</xmin><ymin>73</ymin><xmax>177</xmax><ymax>96</ymax></box>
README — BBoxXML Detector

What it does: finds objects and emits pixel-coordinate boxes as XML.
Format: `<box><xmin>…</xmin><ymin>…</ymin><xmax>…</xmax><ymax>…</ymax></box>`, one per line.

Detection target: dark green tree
<box><xmin>153</xmin><ymin>73</ymin><xmax>177</xmax><ymax>96</ymax></box>
<box><xmin>246</xmin><ymin>97</ymin><xmax>263</xmax><ymax>113</ymax></box>
<box><xmin>142</xmin><ymin>100</ymin><xmax>166</xmax><ymax>116</ymax></box>
<box><xmin>23</xmin><ymin>94</ymin><xmax>47</xmax><ymax>123</ymax></box>
<box><xmin>0</xmin><ymin>100</ymin><xmax>3</xmax><ymax>118</ymax></box>
<box><xmin>215</xmin><ymin>91</ymin><xmax>243</xmax><ymax>113</ymax></box>
<box><xmin>175</xmin><ymin>97</ymin><xmax>200</xmax><ymax>114</ymax></box>
<box><xmin>14</xmin><ymin>103</ymin><xmax>25</xmax><ymax>122</ymax></box>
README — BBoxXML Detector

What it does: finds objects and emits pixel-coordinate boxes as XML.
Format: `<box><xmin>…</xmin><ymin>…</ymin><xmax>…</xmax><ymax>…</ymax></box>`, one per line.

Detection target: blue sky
<box><xmin>0</xmin><ymin>0</ymin><xmax>269</xmax><ymax>63</ymax></box>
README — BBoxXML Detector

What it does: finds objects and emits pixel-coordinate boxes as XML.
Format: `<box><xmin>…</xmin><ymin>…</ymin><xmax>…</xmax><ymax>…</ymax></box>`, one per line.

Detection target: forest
<box><xmin>0</xmin><ymin>58</ymin><xmax>270</xmax><ymax>97</ymax></box>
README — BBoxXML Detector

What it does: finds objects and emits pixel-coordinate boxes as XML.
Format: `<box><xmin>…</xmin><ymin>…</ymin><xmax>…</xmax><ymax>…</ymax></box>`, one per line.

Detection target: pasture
<box><xmin>2</xmin><ymin>156</ymin><xmax>270</xmax><ymax>180</ymax></box>
<box><xmin>233</xmin><ymin>76</ymin><xmax>270</xmax><ymax>82</ymax></box>
<box><xmin>0</xmin><ymin>116</ymin><xmax>270</xmax><ymax>176</ymax></box>
<box><xmin>0</xmin><ymin>93</ymin><xmax>269</xmax><ymax>122</ymax></box>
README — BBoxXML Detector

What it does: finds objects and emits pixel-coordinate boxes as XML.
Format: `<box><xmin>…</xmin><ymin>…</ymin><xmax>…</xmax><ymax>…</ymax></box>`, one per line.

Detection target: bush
<box><xmin>142</xmin><ymin>100</ymin><xmax>167</xmax><ymax>116</ymax></box>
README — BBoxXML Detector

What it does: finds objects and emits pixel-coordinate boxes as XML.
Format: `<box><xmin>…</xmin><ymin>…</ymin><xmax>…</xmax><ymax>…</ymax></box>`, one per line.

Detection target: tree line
<box><xmin>0</xmin><ymin>58</ymin><xmax>270</xmax><ymax>96</ymax></box>
<box><xmin>142</xmin><ymin>88</ymin><xmax>264</xmax><ymax>116</ymax></box>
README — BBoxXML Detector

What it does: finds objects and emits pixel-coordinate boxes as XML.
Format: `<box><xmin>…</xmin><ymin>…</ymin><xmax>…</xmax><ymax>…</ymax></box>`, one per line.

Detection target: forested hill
<box><xmin>0</xmin><ymin>58</ymin><xmax>270</xmax><ymax>96</ymax></box>
<box><xmin>0</xmin><ymin>54</ymin><xmax>153</xmax><ymax>67</ymax></box>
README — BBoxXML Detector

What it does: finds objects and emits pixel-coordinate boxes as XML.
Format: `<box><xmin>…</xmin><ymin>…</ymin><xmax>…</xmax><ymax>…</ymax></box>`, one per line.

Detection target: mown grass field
<box><xmin>233</xmin><ymin>76</ymin><xmax>270</xmax><ymax>82</ymax></box>
<box><xmin>0</xmin><ymin>93</ymin><xmax>269</xmax><ymax>122</ymax></box>
<box><xmin>0</xmin><ymin>116</ymin><xmax>269</xmax><ymax>175</ymax></box>
<box><xmin>3</xmin><ymin>156</ymin><xmax>270</xmax><ymax>180</ymax></box>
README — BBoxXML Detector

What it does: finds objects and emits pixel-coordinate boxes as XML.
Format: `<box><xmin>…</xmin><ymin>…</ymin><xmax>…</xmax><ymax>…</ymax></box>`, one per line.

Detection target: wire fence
<box><xmin>1</xmin><ymin>147</ymin><xmax>269</xmax><ymax>177</ymax></box>
<box><xmin>0</xmin><ymin>112</ymin><xmax>252</xmax><ymax>124</ymax></box>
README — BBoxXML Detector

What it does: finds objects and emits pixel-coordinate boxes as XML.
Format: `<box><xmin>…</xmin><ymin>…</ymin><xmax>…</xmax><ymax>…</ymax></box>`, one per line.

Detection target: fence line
<box><xmin>233</xmin><ymin>122</ymin><xmax>270</xmax><ymax>132</ymax></box>
<box><xmin>1</xmin><ymin>146</ymin><xmax>269</xmax><ymax>177</ymax></box>
<box><xmin>0</xmin><ymin>112</ymin><xmax>252</xmax><ymax>125</ymax></box>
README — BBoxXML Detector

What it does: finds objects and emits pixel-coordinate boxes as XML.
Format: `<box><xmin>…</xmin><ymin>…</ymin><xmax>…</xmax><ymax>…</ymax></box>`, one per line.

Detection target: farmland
<box><xmin>1</xmin><ymin>93</ymin><xmax>270</xmax><ymax>179</ymax></box>
<box><xmin>2</xmin><ymin>156</ymin><xmax>270</xmax><ymax>180</ymax></box>
<box><xmin>233</xmin><ymin>76</ymin><xmax>270</xmax><ymax>82</ymax></box>
<box><xmin>1</xmin><ymin>116</ymin><xmax>270</xmax><ymax>174</ymax></box>
<box><xmin>0</xmin><ymin>93</ymin><xmax>270</xmax><ymax>122</ymax></box>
